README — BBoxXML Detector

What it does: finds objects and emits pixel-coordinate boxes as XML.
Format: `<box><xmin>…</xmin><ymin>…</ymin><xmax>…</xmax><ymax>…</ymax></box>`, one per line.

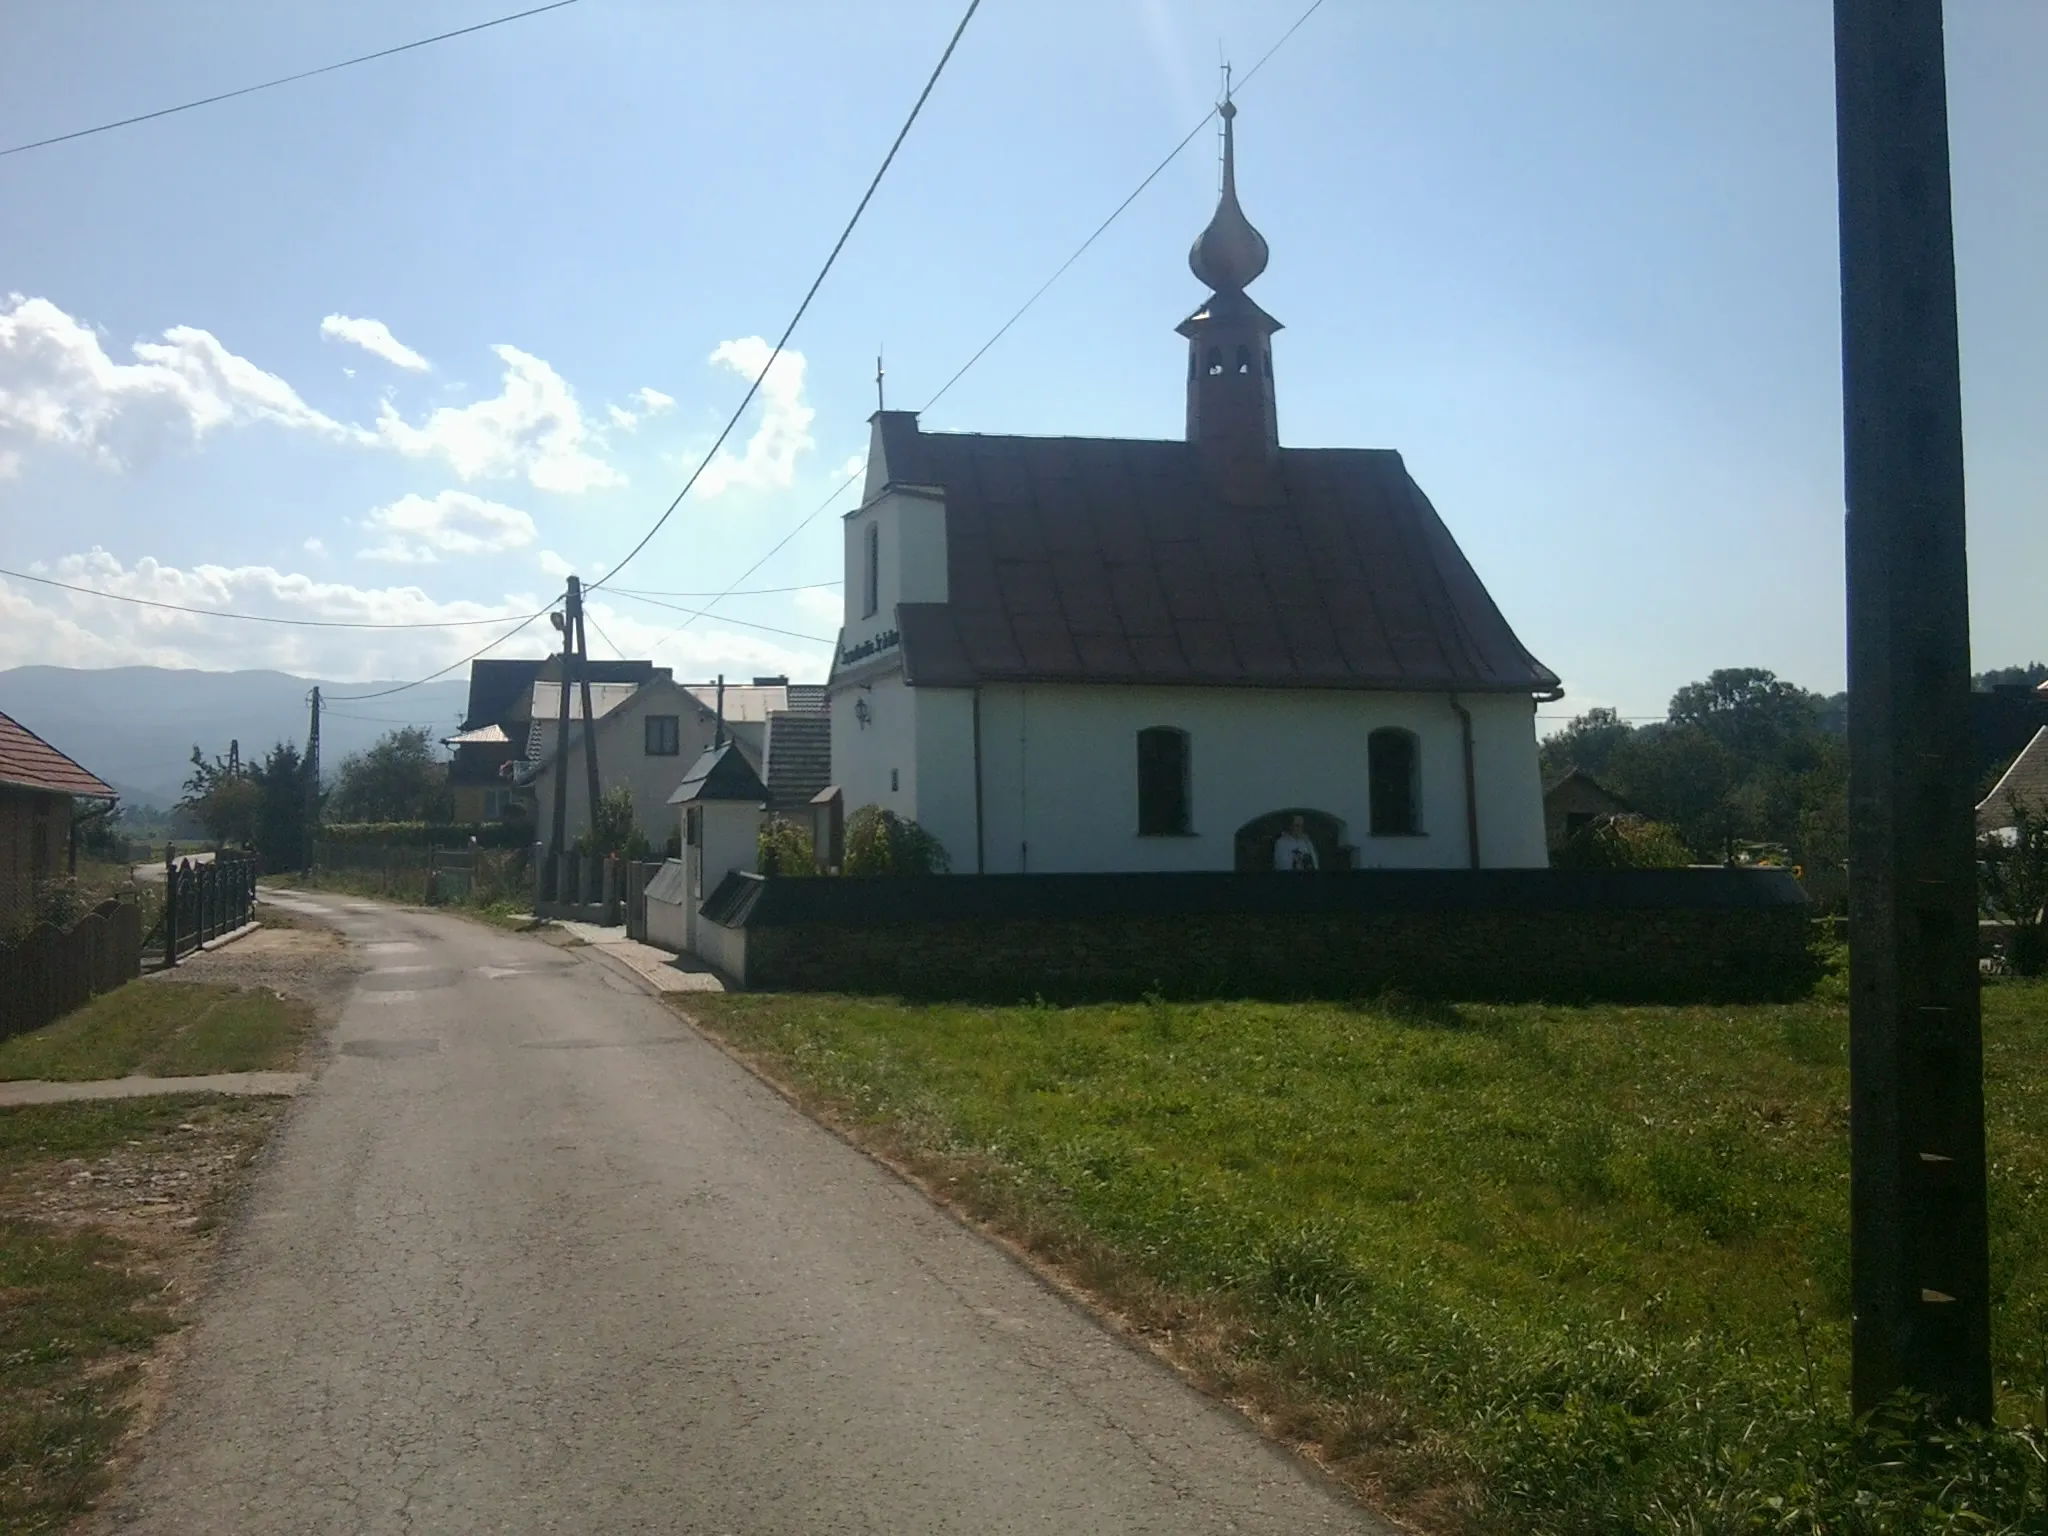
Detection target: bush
<box><xmin>843</xmin><ymin>806</ymin><xmax>950</xmax><ymax>876</ymax></box>
<box><xmin>1553</xmin><ymin>813</ymin><xmax>1693</xmax><ymax>870</ymax></box>
<box><xmin>316</xmin><ymin>821</ymin><xmax>531</xmax><ymax>849</ymax></box>
<box><xmin>1980</xmin><ymin>795</ymin><xmax>2048</xmax><ymax>977</ymax></box>
<box><xmin>757</xmin><ymin>816</ymin><xmax>815</xmax><ymax>876</ymax></box>
<box><xmin>577</xmin><ymin>785</ymin><xmax>650</xmax><ymax>860</ymax></box>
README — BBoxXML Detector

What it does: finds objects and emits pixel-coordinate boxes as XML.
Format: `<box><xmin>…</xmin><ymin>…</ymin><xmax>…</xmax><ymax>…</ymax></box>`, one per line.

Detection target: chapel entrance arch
<box><xmin>1233</xmin><ymin>809</ymin><xmax>1351</xmax><ymax>872</ymax></box>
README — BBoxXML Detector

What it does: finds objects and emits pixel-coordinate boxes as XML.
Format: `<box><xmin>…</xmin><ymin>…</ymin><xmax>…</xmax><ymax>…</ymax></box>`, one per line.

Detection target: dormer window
<box><xmin>862</xmin><ymin>521</ymin><xmax>880</xmax><ymax>619</ymax></box>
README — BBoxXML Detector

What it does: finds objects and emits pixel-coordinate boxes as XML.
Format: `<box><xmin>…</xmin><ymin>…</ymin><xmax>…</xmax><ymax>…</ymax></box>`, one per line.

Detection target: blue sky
<box><xmin>1</xmin><ymin>0</ymin><xmax>2043</xmax><ymax>730</ymax></box>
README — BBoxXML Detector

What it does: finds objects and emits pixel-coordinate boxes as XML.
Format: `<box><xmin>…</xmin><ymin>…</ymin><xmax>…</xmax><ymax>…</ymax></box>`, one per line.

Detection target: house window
<box><xmin>862</xmin><ymin>521</ymin><xmax>880</xmax><ymax>619</ymax></box>
<box><xmin>483</xmin><ymin>788</ymin><xmax>509</xmax><ymax>821</ymax></box>
<box><xmin>1368</xmin><ymin>728</ymin><xmax>1422</xmax><ymax>836</ymax></box>
<box><xmin>1136</xmin><ymin>727</ymin><xmax>1191</xmax><ymax>835</ymax></box>
<box><xmin>685</xmin><ymin>806</ymin><xmax>702</xmax><ymax>848</ymax></box>
<box><xmin>645</xmin><ymin>715</ymin><xmax>680</xmax><ymax>756</ymax></box>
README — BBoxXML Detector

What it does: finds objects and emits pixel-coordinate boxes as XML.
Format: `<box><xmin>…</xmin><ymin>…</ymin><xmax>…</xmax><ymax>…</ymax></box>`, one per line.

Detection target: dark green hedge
<box><xmin>316</xmin><ymin>821</ymin><xmax>532</xmax><ymax>849</ymax></box>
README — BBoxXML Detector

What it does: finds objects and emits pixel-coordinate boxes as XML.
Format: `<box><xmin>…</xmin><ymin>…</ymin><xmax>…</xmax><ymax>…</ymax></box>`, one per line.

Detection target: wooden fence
<box><xmin>0</xmin><ymin>897</ymin><xmax>143</xmax><ymax>1042</ymax></box>
<box><xmin>162</xmin><ymin>853</ymin><xmax>258</xmax><ymax>967</ymax></box>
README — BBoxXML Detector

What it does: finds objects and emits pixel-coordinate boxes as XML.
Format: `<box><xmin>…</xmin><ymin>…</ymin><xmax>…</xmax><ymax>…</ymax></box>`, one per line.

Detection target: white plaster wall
<box><xmin>533</xmin><ymin>684</ymin><xmax>717</xmax><ymax>848</ymax></box>
<box><xmin>695</xmin><ymin>916</ymin><xmax>749</xmax><ymax>986</ymax></box>
<box><xmin>839</xmin><ymin>488</ymin><xmax>947</xmax><ymax>651</ymax></box>
<box><xmin>965</xmin><ymin>683</ymin><xmax>1544</xmax><ymax>873</ymax></box>
<box><xmin>1465</xmin><ymin>692</ymin><xmax>1548</xmax><ymax>867</ymax></box>
<box><xmin>699</xmin><ymin>801</ymin><xmax>765</xmax><ymax>897</ymax></box>
<box><xmin>911</xmin><ymin>687</ymin><xmax>978</xmax><ymax>871</ymax></box>
<box><xmin>827</xmin><ymin>668</ymin><xmax>915</xmax><ymax>822</ymax></box>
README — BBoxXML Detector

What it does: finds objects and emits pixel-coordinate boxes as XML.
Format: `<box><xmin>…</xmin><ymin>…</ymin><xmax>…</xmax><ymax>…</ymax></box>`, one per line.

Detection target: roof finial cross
<box><xmin>875</xmin><ymin>348</ymin><xmax>886</xmax><ymax>412</ymax></box>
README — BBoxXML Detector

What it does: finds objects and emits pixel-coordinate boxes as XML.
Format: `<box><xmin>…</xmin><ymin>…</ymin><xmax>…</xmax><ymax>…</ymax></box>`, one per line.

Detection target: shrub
<box><xmin>757</xmin><ymin>816</ymin><xmax>815</xmax><ymax>876</ymax></box>
<box><xmin>577</xmin><ymin>785</ymin><xmax>650</xmax><ymax>859</ymax></box>
<box><xmin>1552</xmin><ymin>813</ymin><xmax>1693</xmax><ymax>870</ymax></box>
<box><xmin>316</xmin><ymin>821</ymin><xmax>530</xmax><ymax>849</ymax></box>
<box><xmin>1979</xmin><ymin>794</ymin><xmax>2048</xmax><ymax>977</ymax></box>
<box><xmin>843</xmin><ymin>806</ymin><xmax>951</xmax><ymax>876</ymax></box>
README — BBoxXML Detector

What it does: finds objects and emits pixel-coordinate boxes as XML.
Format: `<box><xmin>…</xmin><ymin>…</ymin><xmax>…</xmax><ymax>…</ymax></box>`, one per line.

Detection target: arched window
<box><xmin>1136</xmin><ymin>727</ymin><xmax>1191</xmax><ymax>835</ymax></box>
<box><xmin>1235</xmin><ymin>344</ymin><xmax>1252</xmax><ymax>375</ymax></box>
<box><xmin>861</xmin><ymin>520</ymin><xmax>880</xmax><ymax>618</ymax></box>
<box><xmin>1205</xmin><ymin>346</ymin><xmax>1224</xmax><ymax>377</ymax></box>
<box><xmin>1368</xmin><ymin>728</ymin><xmax>1421</xmax><ymax>836</ymax></box>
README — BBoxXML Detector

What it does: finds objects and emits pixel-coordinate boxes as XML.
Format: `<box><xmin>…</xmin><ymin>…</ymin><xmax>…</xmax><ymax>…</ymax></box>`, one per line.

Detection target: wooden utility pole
<box><xmin>1835</xmin><ymin>0</ymin><xmax>1991</xmax><ymax>1420</ymax></box>
<box><xmin>304</xmin><ymin>686</ymin><xmax>321</xmax><ymax>874</ymax></box>
<box><xmin>544</xmin><ymin>580</ymin><xmax>575</xmax><ymax>903</ymax></box>
<box><xmin>572</xmin><ymin>579</ymin><xmax>603</xmax><ymax>860</ymax></box>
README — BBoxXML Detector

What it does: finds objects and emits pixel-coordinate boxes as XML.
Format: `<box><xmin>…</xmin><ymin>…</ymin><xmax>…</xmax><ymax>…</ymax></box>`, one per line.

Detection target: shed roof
<box><xmin>667</xmin><ymin>741</ymin><xmax>768</xmax><ymax>806</ymax></box>
<box><xmin>1978</xmin><ymin>726</ymin><xmax>2048</xmax><ymax>830</ymax></box>
<box><xmin>862</xmin><ymin>414</ymin><xmax>1558</xmax><ymax>695</ymax></box>
<box><xmin>0</xmin><ymin>710</ymin><xmax>117</xmax><ymax>799</ymax></box>
<box><xmin>762</xmin><ymin>712</ymin><xmax>831</xmax><ymax>810</ymax></box>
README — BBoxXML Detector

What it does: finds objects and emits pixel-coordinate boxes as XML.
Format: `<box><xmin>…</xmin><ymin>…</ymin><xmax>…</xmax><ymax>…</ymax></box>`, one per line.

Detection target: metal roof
<box><xmin>865</xmin><ymin>414</ymin><xmax>1559</xmax><ymax>695</ymax></box>
<box><xmin>762</xmin><ymin>712</ymin><xmax>831</xmax><ymax>811</ymax></box>
<box><xmin>1978</xmin><ymin>726</ymin><xmax>2048</xmax><ymax>830</ymax></box>
<box><xmin>0</xmin><ymin>709</ymin><xmax>117</xmax><ymax>799</ymax></box>
<box><xmin>667</xmin><ymin>741</ymin><xmax>768</xmax><ymax>806</ymax></box>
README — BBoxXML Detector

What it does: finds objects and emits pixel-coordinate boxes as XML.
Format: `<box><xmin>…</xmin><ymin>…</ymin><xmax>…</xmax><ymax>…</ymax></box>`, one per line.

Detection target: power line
<box><xmin>588</xmin><ymin>0</ymin><xmax>982</xmax><ymax>593</ymax></box>
<box><xmin>326</xmin><ymin>608</ymin><xmax>551</xmax><ymax>703</ymax></box>
<box><xmin>607</xmin><ymin>580</ymin><xmax>840</xmax><ymax>599</ymax></box>
<box><xmin>0</xmin><ymin>564</ymin><xmax>540</xmax><ymax>630</ymax></box>
<box><xmin>584</xmin><ymin>610</ymin><xmax>624</xmax><ymax>660</ymax></box>
<box><xmin>923</xmin><ymin>0</ymin><xmax>1324</xmax><ymax>413</ymax></box>
<box><xmin>661</xmin><ymin>0</ymin><xmax>1327</xmax><ymax>635</ymax></box>
<box><xmin>1</xmin><ymin>0</ymin><xmax>584</xmax><ymax>159</ymax></box>
<box><xmin>600</xmin><ymin>589</ymin><xmax>835</xmax><ymax>644</ymax></box>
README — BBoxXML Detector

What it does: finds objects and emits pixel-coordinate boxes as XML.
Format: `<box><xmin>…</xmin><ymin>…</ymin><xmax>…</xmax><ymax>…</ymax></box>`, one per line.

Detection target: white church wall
<box><xmin>1466</xmin><ymin>692</ymin><xmax>1549</xmax><ymax>868</ymax></box>
<box><xmin>828</xmin><ymin>668</ymin><xmax>916</xmax><ymax>825</ymax></box>
<box><xmin>911</xmin><ymin>688</ymin><xmax>978</xmax><ymax>871</ymax></box>
<box><xmin>839</xmin><ymin>487</ymin><xmax>947</xmax><ymax>656</ymax></box>
<box><xmin>967</xmin><ymin>683</ymin><xmax>1541</xmax><ymax>873</ymax></box>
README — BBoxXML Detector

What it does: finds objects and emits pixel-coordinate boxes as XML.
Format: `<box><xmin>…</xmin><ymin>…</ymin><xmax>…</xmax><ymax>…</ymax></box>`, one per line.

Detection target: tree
<box><xmin>253</xmin><ymin>742</ymin><xmax>314</xmax><ymax>871</ymax></box>
<box><xmin>1551</xmin><ymin>813</ymin><xmax>1692</xmax><ymax>870</ymax></box>
<box><xmin>328</xmin><ymin>728</ymin><xmax>452</xmax><ymax>823</ymax></box>
<box><xmin>757</xmin><ymin>816</ymin><xmax>814</xmax><ymax>876</ymax></box>
<box><xmin>180</xmin><ymin>740</ymin><xmax>263</xmax><ymax>846</ymax></box>
<box><xmin>1980</xmin><ymin>795</ymin><xmax>2048</xmax><ymax>977</ymax></box>
<box><xmin>1538</xmin><ymin>707</ymin><xmax>1636</xmax><ymax>785</ymax></box>
<box><xmin>577</xmin><ymin>784</ymin><xmax>648</xmax><ymax>859</ymax></box>
<box><xmin>843</xmin><ymin>807</ymin><xmax>950</xmax><ymax>875</ymax></box>
<box><xmin>1974</xmin><ymin>661</ymin><xmax>2048</xmax><ymax>691</ymax></box>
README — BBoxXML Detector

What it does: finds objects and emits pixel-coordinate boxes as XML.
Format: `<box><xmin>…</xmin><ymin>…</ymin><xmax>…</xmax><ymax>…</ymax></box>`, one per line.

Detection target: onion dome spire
<box><xmin>1188</xmin><ymin>98</ymin><xmax>1269</xmax><ymax>294</ymax></box>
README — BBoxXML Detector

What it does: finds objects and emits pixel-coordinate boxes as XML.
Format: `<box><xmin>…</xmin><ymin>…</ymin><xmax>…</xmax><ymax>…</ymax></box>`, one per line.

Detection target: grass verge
<box><xmin>680</xmin><ymin>972</ymin><xmax>2048</xmax><ymax>1534</ymax></box>
<box><xmin>0</xmin><ymin>1094</ymin><xmax>286</xmax><ymax>1532</ymax></box>
<box><xmin>0</xmin><ymin>981</ymin><xmax>315</xmax><ymax>1082</ymax></box>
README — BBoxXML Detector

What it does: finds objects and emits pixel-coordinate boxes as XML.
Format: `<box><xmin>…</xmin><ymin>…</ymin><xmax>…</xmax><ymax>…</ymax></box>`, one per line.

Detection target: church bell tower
<box><xmin>1177</xmin><ymin>96</ymin><xmax>1282</xmax><ymax>505</ymax></box>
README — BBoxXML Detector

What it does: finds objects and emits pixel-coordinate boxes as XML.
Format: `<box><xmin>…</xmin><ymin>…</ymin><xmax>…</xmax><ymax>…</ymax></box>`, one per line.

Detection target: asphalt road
<box><xmin>96</xmin><ymin>896</ymin><xmax>1391</xmax><ymax>1535</ymax></box>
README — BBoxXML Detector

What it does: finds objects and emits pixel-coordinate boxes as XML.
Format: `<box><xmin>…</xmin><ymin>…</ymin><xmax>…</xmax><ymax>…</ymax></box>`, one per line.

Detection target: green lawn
<box><xmin>0</xmin><ymin>1095</ymin><xmax>276</xmax><ymax>1532</ymax></box>
<box><xmin>686</xmin><ymin>970</ymin><xmax>2048</xmax><ymax>1534</ymax></box>
<box><xmin>0</xmin><ymin>982</ymin><xmax>314</xmax><ymax>1082</ymax></box>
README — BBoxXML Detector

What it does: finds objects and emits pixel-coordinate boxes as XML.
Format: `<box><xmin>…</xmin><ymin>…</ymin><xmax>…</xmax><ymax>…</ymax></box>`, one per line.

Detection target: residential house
<box><xmin>1543</xmin><ymin>769</ymin><xmax>1632</xmax><ymax>854</ymax></box>
<box><xmin>0</xmin><ymin>709</ymin><xmax>118</xmax><ymax>919</ymax></box>
<box><xmin>1978</xmin><ymin>726</ymin><xmax>2048</xmax><ymax>835</ymax></box>
<box><xmin>446</xmin><ymin>657</ymin><xmax>659</xmax><ymax>824</ymax></box>
<box><xmin>1971</xmin><ymin>681</ymin><xmax>2048</xmax><ymax>792</ymax></box>
<box><xmin>826</xmin><ymin>100</ymin><xmax>1558</xmax><ymax>875</ymax></box>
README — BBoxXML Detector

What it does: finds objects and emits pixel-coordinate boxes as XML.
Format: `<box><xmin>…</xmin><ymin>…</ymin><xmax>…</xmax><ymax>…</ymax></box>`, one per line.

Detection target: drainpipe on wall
<box><xmin>1449</xmin><ymin>694</ymin><xmax>1480</xmax><ymax>870</ymax></box>
<box><xmin>971</xmin><ymin>687</ymin><xmax>986</xmax><ymax>874</ymax></box>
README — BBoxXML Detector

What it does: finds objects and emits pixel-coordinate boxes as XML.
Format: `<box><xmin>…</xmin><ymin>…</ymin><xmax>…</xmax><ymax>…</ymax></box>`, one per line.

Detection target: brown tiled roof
<box><xmin>1978</xmin><ymin>726</ymin><xmax>2048</xmax><ymax>830</ymax></box>
<box><xmin>870</xmin><ymin>416</ymin><xmax>1558</xmax><ymax>694</ymax></box>
<box><xmin>0</xmin><ymin>709</ymin><xmax>117</xmax><ymax>799</ymax></box>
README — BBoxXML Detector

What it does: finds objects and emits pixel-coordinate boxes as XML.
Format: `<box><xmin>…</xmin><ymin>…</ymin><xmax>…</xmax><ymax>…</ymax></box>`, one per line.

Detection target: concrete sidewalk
<box><xmin>0</xmin><ymin>1071</ymin><xmax>308</xmax><ymax>1106</ymax></box>
<box><xmin>552</xmin><ymin>919</ymin><xmax>728</xmax><ymax>993</ymax></box>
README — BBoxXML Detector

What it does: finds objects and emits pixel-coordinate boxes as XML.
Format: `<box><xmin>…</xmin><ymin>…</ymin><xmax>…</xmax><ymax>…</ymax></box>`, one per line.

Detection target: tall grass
<box><xmin>689</xmin><ymin>972</ymin><xmax>2048</xmax><ymax>1532</ymax></box>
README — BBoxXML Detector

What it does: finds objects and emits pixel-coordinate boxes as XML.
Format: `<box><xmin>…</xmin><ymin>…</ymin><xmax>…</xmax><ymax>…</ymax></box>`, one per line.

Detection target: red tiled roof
<box><xmin>0</xmin><ymin>709</ymin><xmax>117</xmax><ymax>799</ymax></box>
<box><xmin>870</xmin><ymin>417</ymin><xmax>1559</xmax><ymax>694</ymax></box>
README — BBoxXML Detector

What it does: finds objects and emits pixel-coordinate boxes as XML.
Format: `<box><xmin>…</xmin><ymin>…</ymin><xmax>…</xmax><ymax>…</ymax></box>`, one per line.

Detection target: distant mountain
<box><xmin>0</xmin><ymin>665</ymin><xmax>471</xmax><ymax>809</ymax></box>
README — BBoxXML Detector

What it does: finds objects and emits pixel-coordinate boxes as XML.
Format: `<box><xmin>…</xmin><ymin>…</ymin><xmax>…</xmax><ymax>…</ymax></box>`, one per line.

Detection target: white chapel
<box><xmin>825</xmin><ymin>101</ymin><xmax>1560</xmax><ymax>875</ymax></box>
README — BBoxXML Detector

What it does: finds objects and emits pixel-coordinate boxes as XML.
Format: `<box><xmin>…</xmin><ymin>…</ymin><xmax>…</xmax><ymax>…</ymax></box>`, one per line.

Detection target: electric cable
<box><xmin>1</xmin><ymin>0</ymin><xmax>585</xmax><ymax>158</ymax></box>
<box><xmin>0</xmin><ymin>564</ymin><xmax>539</xmax><ymax>629</ymax></box>
<box><xmin>325</xmin><ymin>608</ymin><xmax>551</xmax><ymax>702</ymax></box>
<box><xmin>587</xmin><ymin>0</ymin><xmax>982</xmax><ymax>593</ymax></box>
<box><xmin>583</xmin><ymin>610</ymin><xmax>624</xmax><ymax>660</ymax></box>
<box><xmin>599</xmin><ymin>589</ymin><xmax>835</xmax><ymax>644</ymax></box>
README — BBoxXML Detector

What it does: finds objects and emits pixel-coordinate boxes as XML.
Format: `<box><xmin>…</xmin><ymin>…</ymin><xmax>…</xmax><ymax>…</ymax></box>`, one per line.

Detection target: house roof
<box><xmin>443</xmin><ymin>723</ymin><xmax>510</xmax><ymax>747</ymax></box>
<box><xmin>529</xmin><ymin>680</ymin><xmax>645</xmax><ymax>724</ymax></box>
<box><xmin>861</xmin><ymin>414</ymin><xmax>1559</xmax><ymax>695</ymax></box>
<box><xmin>762</xmin><ymin>712</ymin><xmax>831</xmax><ymax>810</ymax></box>
<box><xmin>462</xmin><ymin>657</ymin><xmax>660</xmax><ymax>729</ymax></box>
<box><xmin>667</xmin><ymin>740</ymin><xmax>768</xmax><ymax>806</ymax></box>
<box><xmin>1978</xmin><ymin>726</ymin><xmax>2048</xmax><ymax>830</ymax></box>
<box><xmin>0</xmin><ymin>709</ymin><xmax>117</xmax><ymax>799</ymax></box>
<box><xmin>1542</xmin><ymin>768</ymin><xmax>1632</xmax><ymax>812</ymax></box>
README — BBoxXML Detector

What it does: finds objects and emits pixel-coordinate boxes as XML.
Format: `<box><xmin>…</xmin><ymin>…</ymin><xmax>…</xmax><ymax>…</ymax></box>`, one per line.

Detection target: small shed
<box><xmin>656</xmin><ymin>741</ymin><xmax>769</xmax><ymax>973</ymax></box>
<box><xmin>0</xmin><ymin>709</ymin><xmax>118</xmax><ymax>919</ymax></box>
<box><xmin>1542</xmin><ymin>769</ymin><xmax>1632</xmax><ymax>853</ymax></box>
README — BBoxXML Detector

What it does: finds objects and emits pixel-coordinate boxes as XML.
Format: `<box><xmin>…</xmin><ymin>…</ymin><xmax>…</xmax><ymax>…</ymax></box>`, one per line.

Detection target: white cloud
<box><xmin>0</xmin><ymin>550</ymin><xmax>828</xmax><ymax>684</ymax></box>
<box><xmin>634</xmin><ymin>387</ymin><xmax>674</xmax><ymax>414</ymax></box>
<box><xmin>696</xmin><ymin>337</ymin><xmax>815</xmax><ymax>497</ymax></box>
<box><xmin>320</xmin><ymin>314</ymin><xmax>429</xmax><ymax>372</ymax></box>
<box><xmin>372</xmin><ymin>344</ymin><xmax>621</xmax><ymax>493</ymax></box>
<box><xmin>0</xmin><ymin>294</ymin><xmax>364</xmax><ymax>471</ymax></box>
<box><xmin>793</xmin><ymin>586</ymin><xmax>843</xmax><ymax>622</ymax></box>
<box><xmin>607</xmin><ymin>403</ymin><xmax>639</xmax><ymax>431</ymax></box>
<box><xmin>359</xmin><ymin>490</ymin><xmax>537</xmax><ymax>565</ymax></box>
<box><xmin>304</xmin><ymin>537</ymin><xmax>328</xmax><ymax>557</ymax></box>
<box><xmin>535</xmin><ymin>549</ymin><xmax>575</xmax><ymax>580</ymax></box>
